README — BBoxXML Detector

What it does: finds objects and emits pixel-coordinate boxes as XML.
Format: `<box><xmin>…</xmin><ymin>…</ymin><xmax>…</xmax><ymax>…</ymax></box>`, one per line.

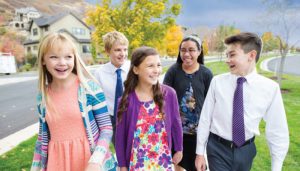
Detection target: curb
<box><xmin>0</xmin><ymin>123</ymin><xmax>38</xmax><ymax>155</ymax></box>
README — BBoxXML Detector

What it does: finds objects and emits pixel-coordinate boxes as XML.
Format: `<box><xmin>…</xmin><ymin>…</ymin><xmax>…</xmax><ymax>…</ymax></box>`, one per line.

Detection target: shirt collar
<box><xmin>231</xmin><ymin>69</ymin><xmax>258</xmax><ymax>84</ymax></box>
<box><xmin>108</xmin><ymin>60</ymin><xmax>130</xmax><ymax>73</ymax></box>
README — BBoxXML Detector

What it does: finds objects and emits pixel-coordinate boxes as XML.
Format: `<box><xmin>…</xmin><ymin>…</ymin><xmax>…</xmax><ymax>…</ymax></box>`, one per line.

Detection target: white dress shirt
<box><xmin>94</xmin><ymin>60</ymin><xmax>130</xmax><ymax>116</ymax></box>
<box><xmin>196</xmin><ymin>71</ymin><xmax>289</xmax><ymax>171</ymax></box>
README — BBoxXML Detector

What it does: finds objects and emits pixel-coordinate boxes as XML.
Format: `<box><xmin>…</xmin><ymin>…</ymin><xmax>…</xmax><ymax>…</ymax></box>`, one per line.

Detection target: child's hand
<box><xmin>85</xmin><ymin>163</ymin><xmax>101</xmax><ymax>171</ymax></box>
<box><xmin>172</xmin><ymin>151</ymin><xmax>183</xmax><ymax>165</ymax></box>
<box><xmin>195</xmin><ymin>155</ymin><xmax>206</xmax><ymax>171</ymax></box>
<box><xmin>120</xmin><ymin>167</ymin><xmax>128</xmax><ymax>171</ymax></box>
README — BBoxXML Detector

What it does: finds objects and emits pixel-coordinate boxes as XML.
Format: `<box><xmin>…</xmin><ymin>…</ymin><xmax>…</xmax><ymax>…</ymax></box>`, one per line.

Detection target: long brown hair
<box><xmin>117</xmin><ymin>46</ymin><xmax>164</xmax><ymax>122</ymax></box>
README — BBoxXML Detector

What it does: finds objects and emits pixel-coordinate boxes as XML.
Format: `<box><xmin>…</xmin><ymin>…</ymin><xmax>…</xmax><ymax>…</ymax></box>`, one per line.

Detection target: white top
<box><xmin>196</xmin><ymin>71</ymin><xmax>289</xmax><ymax>171</ymax></box>
<box><xmin>94</xmin><ymin>60</ymin><xmax>130</xmax><ymax>116</ymax></box>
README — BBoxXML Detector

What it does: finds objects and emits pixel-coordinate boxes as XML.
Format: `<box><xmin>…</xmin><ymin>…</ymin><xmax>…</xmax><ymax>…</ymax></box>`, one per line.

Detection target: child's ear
<box><xmin>249</xmin><ymin>50</ymin><xmax>257</xmax><ymax>62</ymax></box>
<box><xmin>133</xmin><ymin>66</ymin><xmax>138</xmax><ymax>75</ymax></box>
<box><xmin>105</xmin><ymin>48</ymin><xmax>110</xmax><ymax>54</ymax></box>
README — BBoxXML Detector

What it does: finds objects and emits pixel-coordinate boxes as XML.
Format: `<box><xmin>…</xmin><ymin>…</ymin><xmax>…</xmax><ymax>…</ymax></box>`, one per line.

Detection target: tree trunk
<box><xmin>276</xmin><ymin>48</ymin><xmax>288</xmax><ymax>87</ymax></box>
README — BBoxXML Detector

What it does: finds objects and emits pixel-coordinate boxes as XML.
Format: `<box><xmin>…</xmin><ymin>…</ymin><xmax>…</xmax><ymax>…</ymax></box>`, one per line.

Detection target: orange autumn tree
<box><xmin>202</xmin><ymin>38</ymin><xmax>209</xmax><ymax>56</ymax></box>
<box><xmin>164</xmin><ymin>25</ymin><xmax>183</xmax><ymax>57</ymax></box>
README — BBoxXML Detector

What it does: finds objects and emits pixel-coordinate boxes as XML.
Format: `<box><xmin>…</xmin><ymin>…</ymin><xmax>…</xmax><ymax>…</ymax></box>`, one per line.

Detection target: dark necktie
<box><xmin>232</xmin><ymin>77</ymin><xmax>246</xmax><ymax>147</ymax></box>
<box><xmin>114</xmin><ymin>68</ymin><xmax>123</xmax><ymax>122</ymax></box>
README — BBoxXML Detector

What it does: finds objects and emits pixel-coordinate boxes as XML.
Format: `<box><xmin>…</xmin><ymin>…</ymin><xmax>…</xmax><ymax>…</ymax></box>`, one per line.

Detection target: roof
<box><xmin>28</xmin><ymin>12</ymin><xmax>90</xmax><ymax>31</ymax></box>
<box><xmin>23</xmin><ymin>39</ymin><xmax>39</xmax><ymax>45</ymax></box>
<box><xmin>16</xmin><ymin>7</ymin><xmax>39</xmax><ymax>14</ymax></box>
<box><xmin>23</xmin><ymin>29</ymin><xmax>91</xmax><ymax>46</ymax></box>
<box><xmin>58</xmin><ymin>29</ymin><xmax>91</xmax><ymax>43</ymax></box>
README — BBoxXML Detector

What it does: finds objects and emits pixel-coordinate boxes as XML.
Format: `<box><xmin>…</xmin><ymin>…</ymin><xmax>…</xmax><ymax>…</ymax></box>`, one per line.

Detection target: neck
<box><xmin>135</xmin><ymin>82</ymin><xmax>154</xmax><ymax>101</ymax></box>
<box><xmin>182</xmin><ymin>62</ymin><xmax>200</xmax><ymax>74</ymax></box>
<box><xmin>239</xmin><ymin>64</ymin><xmax>256</xmax><ymax>76</ymax></box>
<box><xmin>50</xmin><ymin>73</ymin><xmax>77</xmax><ymax>91</ymax></box>
<box><xmin>111</xmin><ymin>61</ymin><xmax>122</xmax><ymax>68</ymax></box>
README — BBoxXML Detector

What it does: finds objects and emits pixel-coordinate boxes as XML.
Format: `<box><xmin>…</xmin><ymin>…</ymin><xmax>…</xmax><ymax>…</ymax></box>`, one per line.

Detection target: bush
<box><xmin>18</xmin><ymin>63</ymin><xmax>32</xmax><ymax>72</ymax></box>
<box><xmin>25</xmin><ymin>53</ymin><xmax>37</xmax><ymax>68</ymax></box>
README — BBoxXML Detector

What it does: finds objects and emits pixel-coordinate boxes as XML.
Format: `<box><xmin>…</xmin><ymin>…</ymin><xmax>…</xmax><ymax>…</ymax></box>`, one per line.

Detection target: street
<box><xmin>0</xmin><ymin>80</ymin><xmax>38</xmax><ymax>139</ymax></box>
<box><xmin>0</xmin><ymin>59</ymin><xmax>176</xmax><ymax>139</ymax></box>
<box><xmin>267</xmin><ymin>55</ymin><xmax>300</xmax><ymax>76</ymax></box>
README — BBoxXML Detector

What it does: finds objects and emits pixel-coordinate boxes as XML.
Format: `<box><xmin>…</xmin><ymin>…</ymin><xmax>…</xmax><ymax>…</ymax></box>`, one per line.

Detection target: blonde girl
<box><xmin>31</xmin><ymin>32</ymin><xmax>116</xmax><ymax>171</ymax></box>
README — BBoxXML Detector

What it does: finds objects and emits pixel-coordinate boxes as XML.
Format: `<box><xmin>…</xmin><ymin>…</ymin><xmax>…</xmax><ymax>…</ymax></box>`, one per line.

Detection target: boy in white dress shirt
<box><xmin>195</xmin><ymin>32</ymin><xmax>289</xmax><ymax>171</ymax></box>
<box><xmin>94</xmin><ymin>31</ymin><xmax>130</xmax><ymax>144</ymax></box>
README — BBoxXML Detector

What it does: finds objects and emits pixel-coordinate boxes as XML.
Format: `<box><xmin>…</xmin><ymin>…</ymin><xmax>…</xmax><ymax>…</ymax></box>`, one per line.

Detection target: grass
<box><xmin>0</xmin><ymin>135</ymin><xmax>36</xmax><ymax>171</ymax></box>
<box><xmin>1</xmin><ymin>55</ymin><xmax>299</xmax><ymax>170</ymax></box>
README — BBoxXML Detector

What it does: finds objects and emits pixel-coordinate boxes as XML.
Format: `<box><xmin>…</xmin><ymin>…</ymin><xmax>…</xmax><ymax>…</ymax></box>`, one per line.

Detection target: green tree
<box><xmin>261</xmin><ymin>32</ymin><xmax>279</xmax><ymax>52</ymax></box>
<box><xmin>85</xmin><ymin>0</ymin><xmax>181</xmax><ymax>56</ymax></box>
<box><xmin>211</xmin><ymin>25</ymin><xmax>240</xmax><ymax>59</ymax></box>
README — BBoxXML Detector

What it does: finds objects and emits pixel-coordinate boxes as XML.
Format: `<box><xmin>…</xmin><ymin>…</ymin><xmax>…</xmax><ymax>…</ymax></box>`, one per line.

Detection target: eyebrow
<box><xmin>226</xmin><ymin>50</ymin><xmax>235</xmax><ymax>55</ymax></box>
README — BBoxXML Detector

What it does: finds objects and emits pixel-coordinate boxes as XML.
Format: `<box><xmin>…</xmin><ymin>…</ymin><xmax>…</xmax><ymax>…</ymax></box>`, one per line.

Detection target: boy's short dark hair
<box><xmin>224</xmin><ymin>32</ymin><xmax>262</xmax><ymax>62</ymax></box>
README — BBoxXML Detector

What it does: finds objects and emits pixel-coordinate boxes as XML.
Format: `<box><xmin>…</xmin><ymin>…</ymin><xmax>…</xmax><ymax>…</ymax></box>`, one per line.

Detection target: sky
<box><xmin>177</xmin><ymin>0</ymin><xmax>266</xmax><ymax>29</ymax></box>
<box><xmin>86</xmin><ymin>0</ymin><xmax>300</xmax><ymax>46</ymax></box>
<box><xmin>177</xmin><ymin>0</ymin><xmax>300</xmax><ymax>45</ymax></box>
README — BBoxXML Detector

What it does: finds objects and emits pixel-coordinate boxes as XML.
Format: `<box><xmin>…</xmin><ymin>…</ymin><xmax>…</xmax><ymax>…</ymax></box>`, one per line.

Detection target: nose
<box><xmin>58</xmin><ymin>58</ymin><xmax>67</xmax><ymax>65</ymax></box>
<box><xmin>154</xmin><ymin>65</ymin><xmax>161</xmax><ymax>74</ymax></box>
<box><xmin>121</xmin><ymin>49</ymin><xmax>127</xmax><ymax>57</ymax></box>
<box><xmin>225</xmin><ymin>57</ymin><xmax>230</xmax><ymax>63</ymax></box>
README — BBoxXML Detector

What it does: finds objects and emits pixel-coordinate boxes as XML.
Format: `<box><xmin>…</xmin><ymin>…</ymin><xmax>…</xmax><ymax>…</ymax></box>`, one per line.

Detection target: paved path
<box><xmin>260</xmin><ymin>55</ymin><xmax>300</xmax><ymax>76</ymax></box>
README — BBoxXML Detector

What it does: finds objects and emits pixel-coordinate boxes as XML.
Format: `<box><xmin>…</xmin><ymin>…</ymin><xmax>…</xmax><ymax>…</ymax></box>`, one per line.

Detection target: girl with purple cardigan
<box><xmin>115</xmin><ymin>46</ymin><xmax>183</xmax><ymax>171</ymax></box>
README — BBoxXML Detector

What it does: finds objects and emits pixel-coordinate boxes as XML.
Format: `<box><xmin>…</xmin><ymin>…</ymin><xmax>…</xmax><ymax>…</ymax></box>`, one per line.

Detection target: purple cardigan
<box><xmin>115</xmin><ymin>84</ymin><xmax>183</xmax><ymax>167</ymax></box>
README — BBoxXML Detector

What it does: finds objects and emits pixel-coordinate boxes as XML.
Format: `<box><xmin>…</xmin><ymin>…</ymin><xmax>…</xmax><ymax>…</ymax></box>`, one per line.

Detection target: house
<box><xmin>23</xmin><ymin>12</ymin><xmax>92</xmax><ymax>62</ymax></box>
<box><xmin>9</xmin><ymin>7</ymin><xmax>41</xmax><ymax>30</ymax></box>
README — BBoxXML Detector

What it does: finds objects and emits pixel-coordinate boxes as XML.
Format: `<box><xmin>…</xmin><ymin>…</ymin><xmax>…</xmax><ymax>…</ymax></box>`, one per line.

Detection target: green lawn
<box><xmin>1</xmin><ymin>56</ymin><xmax>299</xmax><ymax>170</ymax></box>
<box><xmin>0</xmin><ymin>135</ymin><xmax>36</xmax><ymax>171</ymax></box>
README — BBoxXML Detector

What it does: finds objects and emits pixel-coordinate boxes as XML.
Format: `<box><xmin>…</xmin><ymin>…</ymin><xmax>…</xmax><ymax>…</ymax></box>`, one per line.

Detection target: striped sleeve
<box><xmin>31</xmin><ymin>104</ymin><xmax>43</xmax><ymax>170</ymax></box>
<box><xmin>87</xmin><ymin>81</ymin><xmax>113</xmax><ymax>166</ymax></box>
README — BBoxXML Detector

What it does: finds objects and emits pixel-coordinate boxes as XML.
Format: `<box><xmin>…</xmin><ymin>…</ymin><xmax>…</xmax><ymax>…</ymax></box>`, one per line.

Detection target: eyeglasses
<box><xmin>180</xmin><ymin>49</ymin><xmax>198</xmax><ymax>54</ymax></box>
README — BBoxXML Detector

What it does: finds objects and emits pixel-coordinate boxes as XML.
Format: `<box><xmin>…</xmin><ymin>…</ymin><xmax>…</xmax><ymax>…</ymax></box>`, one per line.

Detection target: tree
<box><xmin>85</xmin><ymin>0</ymin><xmax>181</xmax><ymax>56</ymax></box>
<box><xmin>262</xmin><ymin>0</ymin><xmax>300</xmax><ymax>87</ymax></box>
<box><xmin>0</xmin><ymin>30</ymin><xmax>26</xmax><ymax>64</ymax></box>
<box><xmin>164</xmin><ymin>25</ymin><xmax>183</xmax><ymax>57</ymax></box>
<box><xmin>202</xmin><ymin>38</ymin><xmax>209</xmax><ymax>56</ymax></box>
<box><xmin>261</xmin><ymin>32</ymin><xmax>280</xmax><ymax>52</ymax></box>
<box><xmin>209</xmin><ymin>25</ymin><xmax>240</xmax><ymax>60</ymax></box>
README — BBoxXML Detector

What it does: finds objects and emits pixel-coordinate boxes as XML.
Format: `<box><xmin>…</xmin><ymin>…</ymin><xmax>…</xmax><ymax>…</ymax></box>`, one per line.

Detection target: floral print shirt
<box><xmin>129</xmin><ymin>101</ymin><xmax>172</xmax><ymax>171</ymax></box>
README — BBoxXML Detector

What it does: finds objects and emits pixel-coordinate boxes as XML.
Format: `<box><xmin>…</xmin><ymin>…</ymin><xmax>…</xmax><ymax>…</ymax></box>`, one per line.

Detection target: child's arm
<box><xmin>196</xmin><ymin>77</ymin><xmax>215</xmax><ymax>155</ymax></box>
<box><xmin>115</xmin><ymin>104</ymin><xmax>127</xmax><ymax>167</ymax></box>
<box><xmin>31</xmin><ymin>104</ymin><xmax>43</xmax><ymax>171</ymax></box>
<box><xmin>203</xmin><ymin>69</ymin><xmax>213</xmax><ymax>97</ymax></box>
<box><xmin>163</xmin><ymin>65</ymin><xmax>175</xmax><ymax>86</ymax></box>
<box><xmin>264</xmin><ymin>84</ymin><xmax>289</xmax><ymax>171</ymax></box>
<box><xmin>87</xmin><ymin>82</ymin><xmax>113</xmax><ymax>167</ymax></box>
<box><xmin>169</xmin><ymin>88</ymin><xmax>183</xmax><ymax>152</ymax></box>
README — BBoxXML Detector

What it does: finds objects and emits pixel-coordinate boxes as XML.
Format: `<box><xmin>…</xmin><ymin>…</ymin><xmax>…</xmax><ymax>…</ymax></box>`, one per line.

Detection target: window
<box><xmin>45</xmin><ymin>26</ymin><xmax>48</xmax><ymax>32</ymax></box>
<box><xmin>82</xmin><ymin>45</ymin><xmax>90</xmax><ymax>53</ymax></box>
<box><xmin>33</xmin><ymin>46</ymin><xmax>38</xmax><ymax>50</ymax></box>
<box><xmin>27</xmin><ymin>46</ymin><xmax>31</xmax><ymax>52</ymax></box>
<box><xmin>72</xmin><ymin>27</ymin><xmax>85</xmax><ymax>35</ymax></box>
<box><xmin>33</xmin><ymin>28</ymin><xmax>38</xmax><ymax>36</ymax></box>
